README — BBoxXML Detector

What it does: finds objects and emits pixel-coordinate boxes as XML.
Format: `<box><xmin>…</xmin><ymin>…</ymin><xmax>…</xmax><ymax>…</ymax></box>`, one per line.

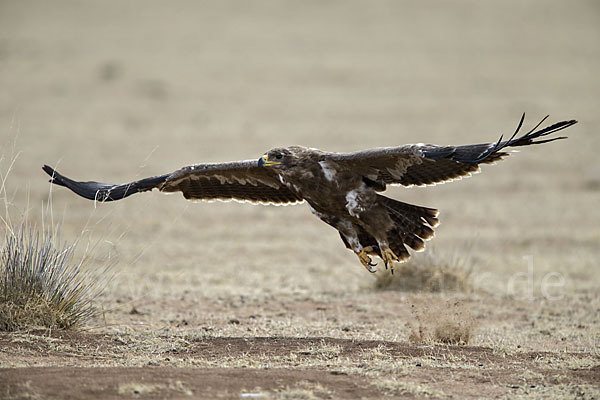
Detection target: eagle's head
<box><xmin>258</xmin><ymin>147</ymin><xmax>301</xmax><ymax>169</ymax></box>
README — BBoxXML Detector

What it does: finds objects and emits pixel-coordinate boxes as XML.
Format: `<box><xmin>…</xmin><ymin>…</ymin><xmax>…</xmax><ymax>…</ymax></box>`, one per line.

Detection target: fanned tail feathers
<box><xmin>380</xmin><ymin>196</ymin><xmax>439</xmax><ymax>262</ymax></box>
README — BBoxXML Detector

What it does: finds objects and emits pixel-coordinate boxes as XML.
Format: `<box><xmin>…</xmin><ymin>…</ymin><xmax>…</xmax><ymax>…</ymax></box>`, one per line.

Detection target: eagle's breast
<box><xmin>281</xmin><ymin>153</ymin><xmax>375</xmax><ymax>220</ymax></box>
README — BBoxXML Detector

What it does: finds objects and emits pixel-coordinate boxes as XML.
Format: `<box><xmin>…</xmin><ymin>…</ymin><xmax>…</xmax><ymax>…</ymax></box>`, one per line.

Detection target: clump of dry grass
<box><xmin>374</xmin><ymin>248</ymin><xmax>472</xmax><ymax>293</ymax></box>
<box><xmin>0</xmin><ymin>225</ymin><xmax>108</xmax><ymax>331</ymax></box>
<box><xmin>408</xmin><ymin>300</ymin><xmax>475</xmax><ymax>345</ymax></box>
<box><xmin>375</xmin><ymin>377</ymin><xmax>444</xmax><ymax>398</ymax></box>
<box><xmin>259</xmin><ymin>381</ymin><xmax>332</xmax><ymax>400</ymax></box>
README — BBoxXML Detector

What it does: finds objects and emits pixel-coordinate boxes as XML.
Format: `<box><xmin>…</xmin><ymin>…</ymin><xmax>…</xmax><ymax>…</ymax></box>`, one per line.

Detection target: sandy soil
<box><xmin>1</xmin><ymin>0</ymin><xmax>599</xmax><ymax>398</ymax></box>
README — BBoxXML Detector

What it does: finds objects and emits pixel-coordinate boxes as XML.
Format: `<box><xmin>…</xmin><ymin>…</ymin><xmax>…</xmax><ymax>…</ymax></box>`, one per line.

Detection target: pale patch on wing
<box><xmin>319</xmin><ymin>161</ymin><xmax>337</xmax><ymax>182</ymax></box>
<box><xmin>162</xmin><ymin>176</ymin><xmax>185</xmax><ymax>188</ymax></box>
<box><xmin>255</xmin><ymin>178</ymin><xmax>282</xmax><ymax>189</ymax></box>
<box><xmin>189</xmin><ymin>174</ymin><xmax>260</xmax><ymax>186</ymax></box>
<box><xmin>386</xmin><ymin>157</ymin><xmax>423</xmax><ymax>180</ymax></box>
<box><xmin>283</xmin><ymin>180</ymin><xmax>301</xmax><ymax>193</ymax></box>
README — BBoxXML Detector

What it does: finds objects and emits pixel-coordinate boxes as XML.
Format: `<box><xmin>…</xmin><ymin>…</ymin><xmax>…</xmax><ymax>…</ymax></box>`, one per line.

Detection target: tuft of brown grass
<box><xmin>374</xmin><ymin>249</ymin><xmax>472</xmax><ymax>293</ymax></box>
<box><xmin>0</xmin><ymin>225</ymin><xmax>109</xmax><ymax>331</ymax></box>
<box><xmin>408</xmin><ymin>300</ymin><xmax>475</xmax><ymax>345</ymax></box>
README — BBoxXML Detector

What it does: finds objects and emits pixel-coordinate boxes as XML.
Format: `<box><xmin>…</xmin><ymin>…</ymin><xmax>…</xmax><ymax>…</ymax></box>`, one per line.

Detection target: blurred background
<box><xmin>0</xmin><ymin>1</ymin><xmax>598</xmax><ymax>301</ymax></box>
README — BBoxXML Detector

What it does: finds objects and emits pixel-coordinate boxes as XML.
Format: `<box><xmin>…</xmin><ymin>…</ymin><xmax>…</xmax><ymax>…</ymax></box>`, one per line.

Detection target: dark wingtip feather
<box><xmin>517</xmin><ymin>119</ymin><xmax>577</xmax><ymax>145</ymax></box>
<box><xmin>468</xmin><ymin>115</ymin><xmax>577</xmax><ymax>163</ymax></box>
<box><xmin>43</xmin><ymin>165</ymin><xmax>109</xmax><ymax>200</ymax></box>
<box><xmin>42</xmin><ymin>164</ymin><xmax>55</xmax><ymax>180</ymax></box>
<box><xmin>43</xmin><ymin>165</ymin><xmax>69</xmax><ymax>188</ymax></box>
<box><xmin>43</xmin><ymin>165</ymin><xmax>168</xmax><ymax>202</ymax></box>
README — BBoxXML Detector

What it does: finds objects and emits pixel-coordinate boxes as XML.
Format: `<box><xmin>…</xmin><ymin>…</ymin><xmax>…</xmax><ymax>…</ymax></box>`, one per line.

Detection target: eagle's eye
<box><xmin>274</xmin><ymin>154</ymin><xmax>283</xmax><ymax>160</ymax></box>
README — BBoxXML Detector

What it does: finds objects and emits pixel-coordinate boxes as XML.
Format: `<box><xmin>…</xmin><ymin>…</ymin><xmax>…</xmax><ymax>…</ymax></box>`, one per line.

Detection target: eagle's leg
<box><xmin>356</xmin><ymin>246</ymin><xmax>378</xmax><ymax>273</ymax></box>
<box><xmin>335</xmin><ymin>220</ymin><xmax>380</xmax><ymax>273</ymax></box>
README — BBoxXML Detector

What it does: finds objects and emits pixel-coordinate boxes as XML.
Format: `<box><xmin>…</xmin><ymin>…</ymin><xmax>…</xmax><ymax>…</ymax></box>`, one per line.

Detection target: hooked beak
<box><xmin>258</xmin><ymin>155</ymin><xmax>281</xmax><ymax>167</ymax></box>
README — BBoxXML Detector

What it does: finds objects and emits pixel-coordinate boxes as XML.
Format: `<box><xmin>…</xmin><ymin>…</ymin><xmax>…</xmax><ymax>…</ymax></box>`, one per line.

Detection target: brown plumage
<box><xmin>42</xmin><ymin>114</ymin><xmax>576</xmax><ymax>273</ymax></box>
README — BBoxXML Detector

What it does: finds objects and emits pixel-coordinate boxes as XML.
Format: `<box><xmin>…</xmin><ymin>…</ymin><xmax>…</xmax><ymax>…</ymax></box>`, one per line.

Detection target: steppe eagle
<box><xmin>43</xmin><ymin>114</ymin><xmax>576</xmax><ymax>274</ymax></box>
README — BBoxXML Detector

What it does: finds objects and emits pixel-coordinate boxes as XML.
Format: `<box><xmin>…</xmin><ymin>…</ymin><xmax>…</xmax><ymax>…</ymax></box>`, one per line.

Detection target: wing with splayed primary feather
<box><xmin>42</xmin><ymin>160</ymin><xmax>303</xmax><ymax>205</ymax></box>
<box><xmin>328</xmin><ymin>114</ymin><xmax>577</xmax><ymax>188</ymax></box>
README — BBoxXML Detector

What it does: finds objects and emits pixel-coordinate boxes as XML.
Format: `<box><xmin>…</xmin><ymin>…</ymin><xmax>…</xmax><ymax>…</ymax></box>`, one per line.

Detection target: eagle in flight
<box><xmin>43</xmin><ymin>114</ymin><xmax>576</xmax><ymax>274</ymax></box>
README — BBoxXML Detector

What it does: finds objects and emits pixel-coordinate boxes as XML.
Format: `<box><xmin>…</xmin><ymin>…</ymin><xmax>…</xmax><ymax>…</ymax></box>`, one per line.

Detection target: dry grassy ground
<box><xmin>1</xmin><ymin>0</ymin><xmax>599</xmax><ymax>398</ymax></box>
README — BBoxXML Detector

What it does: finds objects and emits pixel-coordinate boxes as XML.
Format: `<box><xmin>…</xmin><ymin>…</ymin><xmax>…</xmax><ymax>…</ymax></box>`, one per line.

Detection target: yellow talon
<box><xmin>357</xmin><ymin>246</ymin><xmax>377</xmax><ymax>273</ymax></box>
<box><xmin>381</xmin><ymin>248</ymin><xmax>399</xmax><ymax>273</ymax></box>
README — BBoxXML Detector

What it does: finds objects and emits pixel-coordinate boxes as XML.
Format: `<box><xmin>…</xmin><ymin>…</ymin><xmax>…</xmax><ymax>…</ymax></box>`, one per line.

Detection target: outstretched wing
<box><xmin>329</xmin><ymin>114</ymin><xmax>577</xmax><ymax>188</ymax></box>
<box><xmin>42</xmin><ymin>160</ymin><xmax>303</xmax><ymax>205</ymax></box>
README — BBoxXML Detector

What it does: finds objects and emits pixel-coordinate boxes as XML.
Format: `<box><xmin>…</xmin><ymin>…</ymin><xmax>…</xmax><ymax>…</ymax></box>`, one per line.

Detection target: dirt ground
<box><xmin>1</xmin><ymin>0</ymin><xmax>599</xmax><ymax>399</ymax></box>
<box><xmin>1</xmin><ymin>331</ymin><xmax>598</xmax><ymax>399</ymax></box>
